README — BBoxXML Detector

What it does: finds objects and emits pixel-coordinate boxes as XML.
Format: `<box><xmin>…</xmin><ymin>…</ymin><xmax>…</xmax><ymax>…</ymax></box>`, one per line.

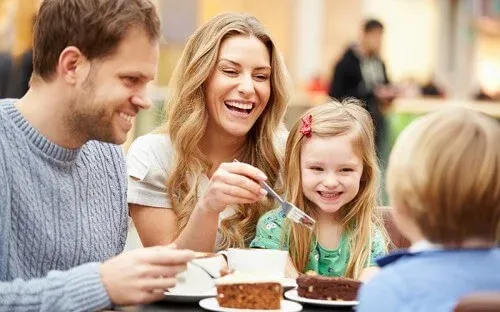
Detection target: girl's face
<box><xmin>204</xmin><ymin>35</ymin><xmax>271</xmax><ymax>139</ymax></box>
<box><xmin>300</xmin><ymin>134</ymin><xmax>363</xmax><ymax>216</ymax></box>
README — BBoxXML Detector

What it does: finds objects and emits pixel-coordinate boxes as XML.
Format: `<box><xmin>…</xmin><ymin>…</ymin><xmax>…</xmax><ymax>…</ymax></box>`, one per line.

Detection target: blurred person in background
<box><xmin>0</xmin><ymin>1</ymin><xmax>195</xmax><ymax>311</ymax></box>
<box><xmin>4</xmin><ymin>16</ymin><xmax>36</xmax><ymax>99</ymax></box>
<box><xmin>328</xmin><ymin>19</ymin><xmax>396</xmax><ymax>157</ymax></box>
<box><xmin>0</xmin><ymin>51</ymin><xmax>11</xmax><ymax>98</ymax></box>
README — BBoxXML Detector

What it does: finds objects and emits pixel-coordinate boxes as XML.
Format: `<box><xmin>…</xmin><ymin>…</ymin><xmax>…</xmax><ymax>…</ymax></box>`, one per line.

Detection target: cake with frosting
<box><xmin>215</xmin><ymin>271</ymin><xmax>282</xmax><ymax>309</ymax></box>
<box><xmin>296</xmin><ymin>271</ymin><xmax>361</xmax><ymax>301</ymax></box>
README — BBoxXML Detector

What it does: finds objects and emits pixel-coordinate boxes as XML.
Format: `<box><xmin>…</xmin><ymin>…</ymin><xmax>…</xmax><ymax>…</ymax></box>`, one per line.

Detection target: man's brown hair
<box><xmin>387</xmin><ymin>108</ymin><xmax>500</xmax><ymax>245</ymax></box>
<box><xmin>33</xmin><ymin>0</ymin><xmax>160</xmax><ymax>81</ymax></box>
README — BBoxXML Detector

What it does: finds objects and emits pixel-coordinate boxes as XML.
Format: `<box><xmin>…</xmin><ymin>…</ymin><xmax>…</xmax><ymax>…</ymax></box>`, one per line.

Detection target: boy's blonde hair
<box><xmin>387</xmin><ymin>108</ymin><xmax>500</xmax><ymax>245</ymax></box>
<box><xmin>162</xmin><ymin>13</ymin><xmax>292</xmax><ymax>249</ymax></box>
<box><xmin>283</xmin><ymin>100</ymin><xmax>386</xmax><ymax>279</ymax></box>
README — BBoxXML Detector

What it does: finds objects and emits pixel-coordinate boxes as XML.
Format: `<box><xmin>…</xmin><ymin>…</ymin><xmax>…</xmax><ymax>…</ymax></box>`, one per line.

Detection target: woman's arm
<box><xmin>129</xmin><ymin>204</ymin><xmax>179</xmax><ymax>247</ymax></box>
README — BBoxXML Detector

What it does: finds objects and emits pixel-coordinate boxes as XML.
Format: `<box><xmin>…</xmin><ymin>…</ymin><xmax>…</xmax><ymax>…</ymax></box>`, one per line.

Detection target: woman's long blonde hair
<box><xmin>283</xmin><ymin>100</ymin><xmax>386</xmax><ymax>279</ymax></box>
<box><xmin>162</xmin><ymin>13</ymin><xmax>292</xmax><ymax>250</ymax></box>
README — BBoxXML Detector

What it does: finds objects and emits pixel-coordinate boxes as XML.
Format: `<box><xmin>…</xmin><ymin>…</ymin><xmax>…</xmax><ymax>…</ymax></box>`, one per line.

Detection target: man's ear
<box><xmin>57</xmin><ymin>46</ymin><xmax>89</xmax><ymax>84</ymax></box>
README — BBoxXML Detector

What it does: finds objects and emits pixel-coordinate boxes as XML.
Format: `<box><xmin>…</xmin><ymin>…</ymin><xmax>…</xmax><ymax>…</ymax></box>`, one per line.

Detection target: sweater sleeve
<box><xmin>0</xmin><ymin>262</ymin><xmax>111</xmax><ymax>312</ymax></box>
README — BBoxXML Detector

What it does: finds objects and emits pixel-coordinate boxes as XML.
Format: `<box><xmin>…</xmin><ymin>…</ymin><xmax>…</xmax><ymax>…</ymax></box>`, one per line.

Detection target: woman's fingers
<box><xmin>220</xmin><ymin>162</ymin><xmax>268</xmax><ymax>182</ymax></box>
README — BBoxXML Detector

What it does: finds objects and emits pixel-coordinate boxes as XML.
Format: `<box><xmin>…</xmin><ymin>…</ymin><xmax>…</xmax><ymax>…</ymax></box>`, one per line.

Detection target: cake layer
<box><xmin>297</xmin><ymin>274</ymin><xmax>361</xmax><ymax>301</ymax></box>
<box><xmin>216</xmin><ymin>282</ymin><xmax>282</xmax><ymax>310</ymax></box>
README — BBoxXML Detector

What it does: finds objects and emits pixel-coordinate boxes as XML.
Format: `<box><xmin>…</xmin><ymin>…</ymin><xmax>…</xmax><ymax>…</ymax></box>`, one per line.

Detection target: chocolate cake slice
<box><xmin>297</xmin><ymin>271</ymin><xmax>361</xmax><ymax>301</ymax></box>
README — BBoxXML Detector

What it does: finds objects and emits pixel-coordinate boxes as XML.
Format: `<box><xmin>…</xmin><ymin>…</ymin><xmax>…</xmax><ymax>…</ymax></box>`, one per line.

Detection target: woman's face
<box><xmin>205</xmin><ymin>35</ymin><xmax>271</xmax><ymax>139</ymax></box>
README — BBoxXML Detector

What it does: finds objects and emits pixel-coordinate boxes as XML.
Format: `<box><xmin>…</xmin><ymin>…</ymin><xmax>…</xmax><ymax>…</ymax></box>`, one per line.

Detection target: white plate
<box><xmin>281</xmin><ymin>277</ymin><xmax>297</xmax><ymax>290</ymax></box>
<box><xmin>163</xmin><ymin>288</ymin><xmax>217</xmax><ymax>303</ymax></box>
<box><xmin>199</xmin><ymin>298</ymin><xmax>302</xmax><ymax>312</ymax></box>
<box><xmin>284</xmin><ymin>289</ymin><xmax>358</xmax><ymax>307</ymax></box>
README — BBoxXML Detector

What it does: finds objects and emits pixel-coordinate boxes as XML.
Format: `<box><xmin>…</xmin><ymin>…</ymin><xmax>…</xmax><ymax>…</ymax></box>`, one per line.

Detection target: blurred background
<box><xmin>1</xmin><ymin>0</ymin><xmax>499</xmax><ymax>202</ymax></box>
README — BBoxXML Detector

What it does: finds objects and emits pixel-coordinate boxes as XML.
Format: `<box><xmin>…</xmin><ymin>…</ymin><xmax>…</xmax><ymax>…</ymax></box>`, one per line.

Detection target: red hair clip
<box><xmin>300</xmin><ymin>114</ymin><xmax>313</xmax><ymax>137</ymax></box>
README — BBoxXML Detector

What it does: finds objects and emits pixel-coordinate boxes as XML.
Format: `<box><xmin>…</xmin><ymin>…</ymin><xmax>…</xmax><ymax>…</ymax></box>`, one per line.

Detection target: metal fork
<box><xmin>260</xmin><ymin>180</ymin><xmax>316</xmax><ymax>230</ymax></box>
<box><xmin>233</xmin><ymin>159</ymin><xmax>316</xmax><ymax>230</ymax></box>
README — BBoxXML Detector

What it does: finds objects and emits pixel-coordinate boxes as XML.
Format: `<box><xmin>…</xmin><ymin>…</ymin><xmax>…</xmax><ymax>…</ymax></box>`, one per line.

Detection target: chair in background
<box><xmin>377</xmin><ymin>206</ymin><xmax>411</xmax><ymax>250</ymax></box>
<box><xmin>454</xmin><ymin>292</ymin><xmax>500</xmax><ymax>312</ymax></box>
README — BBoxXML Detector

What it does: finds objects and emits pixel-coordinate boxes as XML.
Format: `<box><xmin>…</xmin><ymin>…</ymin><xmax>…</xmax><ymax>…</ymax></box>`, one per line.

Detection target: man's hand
<box><xmin>100</xmin><ymin>245</ymin><xmax>195</xmax><ymax>305</ymax></box>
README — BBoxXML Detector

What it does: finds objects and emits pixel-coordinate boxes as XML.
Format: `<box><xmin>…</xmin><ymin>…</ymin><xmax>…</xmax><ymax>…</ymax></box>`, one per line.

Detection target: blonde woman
<box><xmin>357</xmin><ymin>108</ymin><xmax>500</xmax><ymax>312</ymax></box>
<box><xmin>127</xmin><ymin>13</ymin><xmax>292</xmax><ymax>252</ymax></box>
<box><xmin>250</xmin><ymin>101</ymin><xmax>387</xmax><ymax>281</ymax></box>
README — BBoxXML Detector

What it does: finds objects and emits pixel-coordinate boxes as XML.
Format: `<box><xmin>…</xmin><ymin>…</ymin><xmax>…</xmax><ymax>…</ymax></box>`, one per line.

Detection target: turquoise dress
<box><xmin>250</xmin><ymin>208</ymin><xmax>386</xmax><ymax>276</ymax></box>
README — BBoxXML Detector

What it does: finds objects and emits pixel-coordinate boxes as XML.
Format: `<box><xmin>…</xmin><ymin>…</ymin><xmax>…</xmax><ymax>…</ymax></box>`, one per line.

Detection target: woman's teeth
<box><xmin>225</xmin><ymin>101</ymin><xmax>254</xmax><ymax>113</ymax></box>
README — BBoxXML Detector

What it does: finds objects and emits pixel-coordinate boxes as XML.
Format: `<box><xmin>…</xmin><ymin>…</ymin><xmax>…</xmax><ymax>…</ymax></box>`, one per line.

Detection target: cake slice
<box><xmin>215</xmin><ymin>272</ymin><xmax>282</xmax><ymax>309</ymax></box>
<box><xmin>296</xmin><ymin>271</ymin><xmax>361</xmax><ymax>301</ymax></box>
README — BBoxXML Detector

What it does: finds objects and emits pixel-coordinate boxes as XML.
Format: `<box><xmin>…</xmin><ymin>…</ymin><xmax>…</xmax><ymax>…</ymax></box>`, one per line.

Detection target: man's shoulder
<box><xmin>82</xmin><ymin>141</ymin><xmax>125</xmax><ymax>166</ymax></box>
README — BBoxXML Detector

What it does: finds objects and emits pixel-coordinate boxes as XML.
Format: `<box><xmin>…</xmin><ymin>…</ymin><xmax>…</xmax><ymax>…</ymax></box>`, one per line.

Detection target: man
<box><xmin>0</xmin><ymin>1</ymin><xmax>194</xmax><ymax>311</ymax></box>
<box><xmin>328</xmin><ymin>19</ymin><xmax>396</xmax><ymax>156</ymax></box>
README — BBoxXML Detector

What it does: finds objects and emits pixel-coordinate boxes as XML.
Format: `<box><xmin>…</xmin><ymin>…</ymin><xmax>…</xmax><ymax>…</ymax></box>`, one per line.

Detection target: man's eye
<box><xmin>124</xmin><ymin>77</ymin><xmax>139</xmax><ymax>84</ymax></box>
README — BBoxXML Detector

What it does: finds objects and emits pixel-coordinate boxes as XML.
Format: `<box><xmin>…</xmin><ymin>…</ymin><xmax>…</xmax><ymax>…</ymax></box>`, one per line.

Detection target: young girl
<box><xmin>250</xmin><ymin>100</ymin><xmax>387</xmax><ymax>280</ymax></box>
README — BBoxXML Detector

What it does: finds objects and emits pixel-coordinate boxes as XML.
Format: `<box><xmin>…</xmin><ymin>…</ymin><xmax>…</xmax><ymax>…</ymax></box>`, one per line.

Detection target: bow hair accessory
<box><xmin>300</xmin><ymin>114</ymin><xmax>313</xmax><ymax>137</ymax></box>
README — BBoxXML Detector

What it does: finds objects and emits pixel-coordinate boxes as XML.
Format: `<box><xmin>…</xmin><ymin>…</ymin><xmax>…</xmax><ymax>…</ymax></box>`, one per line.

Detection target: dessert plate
<box><xmin>163</xmin><ymin>287</ymin><xmax>217</xmax><ymax>303</ymax></box>
<box><xmin>281</xmin><ymin>277</ymin><xmax>298</xmax><ymax>290</ymax></box>
<box><xmin>199</xmin><ymin>298</ymin><xmax>302</xmax><ymax>312</ymax></box>
<box><xmin>284</xmin><ymin>289</ymin><xmax>358</xmax><ymax>307</ymax></box>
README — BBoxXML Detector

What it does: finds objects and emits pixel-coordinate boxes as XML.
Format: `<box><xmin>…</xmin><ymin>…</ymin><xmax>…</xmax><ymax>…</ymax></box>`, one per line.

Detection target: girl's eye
<box><xmin>310</xmin><ymin>166</ymin><xmax>323</xmax><ymax>171</ymax></box>
<box><xmin>340</xmin><ymin>168</ymin><xmax>353</xmax><ymax>172</ymax></box>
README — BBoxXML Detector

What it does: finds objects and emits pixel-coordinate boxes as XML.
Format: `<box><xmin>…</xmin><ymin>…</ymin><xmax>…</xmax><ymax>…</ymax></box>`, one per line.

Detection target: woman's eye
<box><xmin>222</xmin><ymin>69</ymin><xmax>238</xmax><ymax>75</ymax></box>
<box><xmin>254</xmin><ymin>74</ymin><xmax>269</xmax><ymax>81</ymax></box>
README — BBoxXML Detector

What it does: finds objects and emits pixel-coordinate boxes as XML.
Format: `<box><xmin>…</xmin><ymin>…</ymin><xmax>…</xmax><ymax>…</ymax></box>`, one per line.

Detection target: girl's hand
<box><xmin>200</xmin><ymin>162</ymin><xmax>268</xmax><ymax>214</ymax></box>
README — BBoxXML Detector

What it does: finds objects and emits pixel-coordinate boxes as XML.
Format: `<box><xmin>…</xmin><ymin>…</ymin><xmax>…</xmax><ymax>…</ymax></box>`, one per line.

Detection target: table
<box><xmin>118</xmin><ymin>301</ymin><xmax>355</xmax><ymax>312</ymax></box>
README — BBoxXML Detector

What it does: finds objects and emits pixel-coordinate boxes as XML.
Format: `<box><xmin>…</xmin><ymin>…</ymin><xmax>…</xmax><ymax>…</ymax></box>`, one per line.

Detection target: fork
<box><xmin>260</xmin><ymin>180</ymin><xmax>316</xmax><ymax>230</ymax></box>
<box><xmin>233</xmin><ymin>159</ymin><xmax>316</xmax><ymax>230</ymax></box>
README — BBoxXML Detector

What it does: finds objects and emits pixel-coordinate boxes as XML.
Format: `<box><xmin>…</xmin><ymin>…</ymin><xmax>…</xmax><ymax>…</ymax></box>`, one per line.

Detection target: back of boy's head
<box><xmin>33</xmin><ymin>0</ymin><xmax>160</xmax><ymax>82</ymax></box>
<box><xmin>388</xmin><ymin>108</ymin><xmax>500</xmax><ymax>245</ymax></box>
<box><xmin>284</xmin><ymin>99</ymin><xmax>378</xmax><ymax>220</ymax></box>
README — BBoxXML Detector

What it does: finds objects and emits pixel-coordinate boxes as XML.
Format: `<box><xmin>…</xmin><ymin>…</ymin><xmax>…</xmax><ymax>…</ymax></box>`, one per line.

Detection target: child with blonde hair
<box><xmin>357</xmin><ymin>108</ymin><xmax>500</xmax><ymax>312</ymax></box>
<box><xmin>250</xmin><ymin>100</ymin><xmax>387</xmax><ymax>280</ymax></box>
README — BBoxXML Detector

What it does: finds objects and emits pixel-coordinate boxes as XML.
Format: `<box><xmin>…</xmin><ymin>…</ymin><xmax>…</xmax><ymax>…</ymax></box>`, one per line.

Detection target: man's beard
<box><xmin>67</xmin><ymin>86</ymin><xmax>117</xmax><ymax>145</ymax></box>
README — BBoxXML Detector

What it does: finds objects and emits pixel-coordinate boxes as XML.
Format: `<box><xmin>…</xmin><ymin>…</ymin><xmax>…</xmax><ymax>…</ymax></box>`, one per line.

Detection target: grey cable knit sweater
<box><xmin>0</xmin><ymin>99</ymin><xmax>129</xmax><ymax>311</ymax></box>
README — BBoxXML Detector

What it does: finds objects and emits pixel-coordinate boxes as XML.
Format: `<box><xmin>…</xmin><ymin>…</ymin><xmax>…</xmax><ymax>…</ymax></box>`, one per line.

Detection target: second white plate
<box><xmin>284</xmin><ymin>289</ymin><xmax>358</xmax><ymax>307</ymax></box>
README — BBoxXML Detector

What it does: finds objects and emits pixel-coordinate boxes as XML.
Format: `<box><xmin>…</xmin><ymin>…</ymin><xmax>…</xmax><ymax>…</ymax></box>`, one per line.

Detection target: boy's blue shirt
<box><xmin>357</xmin><ymin>248</ymin><xmax>500</xmax><ymax>312</ymax></box>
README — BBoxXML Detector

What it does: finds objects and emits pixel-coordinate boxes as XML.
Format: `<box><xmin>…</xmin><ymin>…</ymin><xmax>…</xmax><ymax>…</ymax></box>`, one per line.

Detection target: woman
<box><xmin>127</xmin><ymin>13</ymin><xmax>292</xmax><ymax>252</ymax></box>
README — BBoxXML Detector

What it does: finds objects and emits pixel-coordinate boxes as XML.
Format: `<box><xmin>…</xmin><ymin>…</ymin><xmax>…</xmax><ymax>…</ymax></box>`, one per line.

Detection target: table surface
<box><xmin>117</xmin><ymin>300</ymin><xmax>355</xmax><ymax>312</ymax></box>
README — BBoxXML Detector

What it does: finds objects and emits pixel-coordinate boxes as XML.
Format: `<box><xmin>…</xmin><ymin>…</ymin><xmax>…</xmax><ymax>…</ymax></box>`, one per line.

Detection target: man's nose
<box><xmin>130</xmin><ymin>94</ymin><xmax>152</xmax><ymax>110</ymax></box>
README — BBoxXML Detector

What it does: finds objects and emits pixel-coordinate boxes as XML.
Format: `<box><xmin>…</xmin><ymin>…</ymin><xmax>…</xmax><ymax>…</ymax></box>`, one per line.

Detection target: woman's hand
<box><xmin>200</xmin><ymin>162</ymin><xmax>268</xmax><ymax>214</ymax></box>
